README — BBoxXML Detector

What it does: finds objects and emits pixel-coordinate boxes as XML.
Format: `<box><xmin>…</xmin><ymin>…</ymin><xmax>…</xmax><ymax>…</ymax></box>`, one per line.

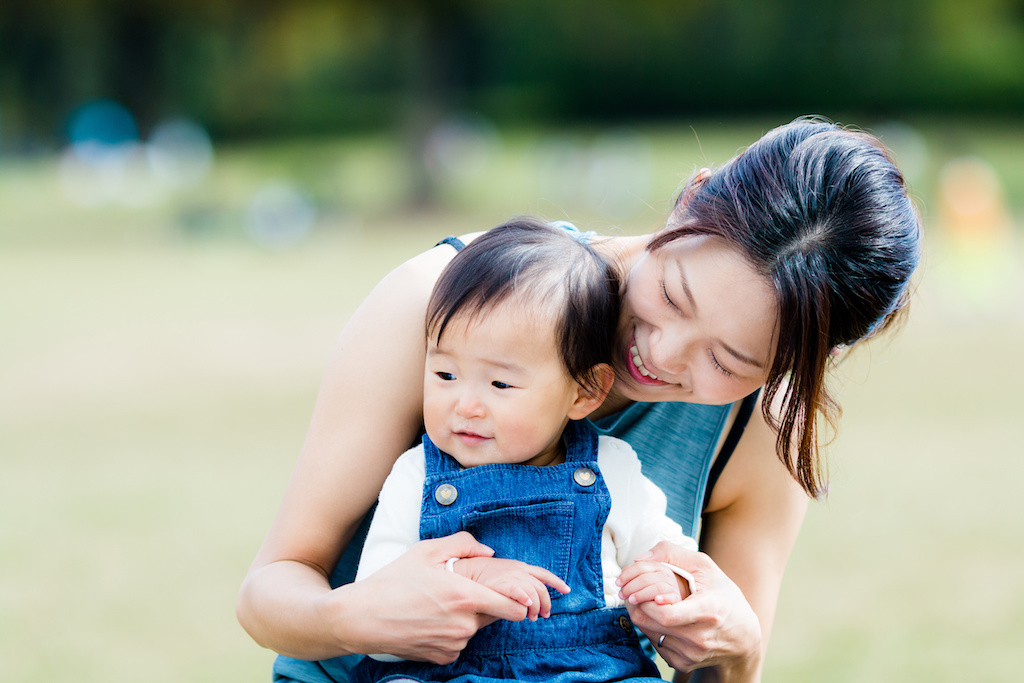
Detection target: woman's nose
<box><xmin>648</xmin><ymin>328</ymin><xmax>689</xmax><ymax>376</ymax></box>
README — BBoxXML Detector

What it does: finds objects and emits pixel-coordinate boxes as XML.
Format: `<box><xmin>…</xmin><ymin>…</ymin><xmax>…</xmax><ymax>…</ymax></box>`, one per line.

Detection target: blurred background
<box><xmin>1</xmin><ymin>1</ymin><xmax>1022</xmax><ymax>681</ymax></box>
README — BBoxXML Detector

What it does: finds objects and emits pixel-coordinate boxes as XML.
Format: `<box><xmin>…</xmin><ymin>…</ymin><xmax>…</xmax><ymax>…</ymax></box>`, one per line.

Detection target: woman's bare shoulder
<box><xmin>373</xmin><ymin>230</ymin><xmax>483</xmax><ymax>284</ymax></box>
<box><xmin>339</xmin><ymin>231</ymin><xmax>482</xmax><ymax>326</ymax></box>
<box><xmin>315</xmin><ymin>231</ymin><xmax>489</xmax><ymax>428</ymax></box>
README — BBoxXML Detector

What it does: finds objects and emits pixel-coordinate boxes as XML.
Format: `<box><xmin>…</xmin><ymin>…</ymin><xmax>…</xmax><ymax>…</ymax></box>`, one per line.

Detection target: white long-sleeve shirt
<box><xmin>355</xmin><ymin>434</ymin><xmax>697</xmax><ymax>606</ymax></box>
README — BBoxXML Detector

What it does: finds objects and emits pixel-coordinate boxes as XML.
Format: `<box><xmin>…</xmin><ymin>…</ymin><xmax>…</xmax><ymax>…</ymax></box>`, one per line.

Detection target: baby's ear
<box><xmin>567</xmin><ymin>363</ymin><xmax>615</xmax><ymax>420</ymax></box>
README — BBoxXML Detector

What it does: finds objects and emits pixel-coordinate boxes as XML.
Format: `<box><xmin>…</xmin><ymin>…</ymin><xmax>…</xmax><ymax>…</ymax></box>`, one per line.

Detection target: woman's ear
<box><xmin>667</xmin><ymin>166</ymin><xmax>711</xmax><ymax>225</ymax></box>
<box><xmin>567</xmin><ymin>363</ymin><xmax>615</xmax><ymax>420</ymax></box>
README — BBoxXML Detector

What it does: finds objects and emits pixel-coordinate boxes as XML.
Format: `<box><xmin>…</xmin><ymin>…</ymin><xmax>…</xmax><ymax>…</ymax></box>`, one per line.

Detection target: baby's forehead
<box><xmin>429</xmin><ymin>301</ymin><xmax>568</xmax><ymax>371</ymax></box>
<box><xmin>437</xmin><ymin>295</ymin><xmax>559</xmax><ymax>338</ymax></box>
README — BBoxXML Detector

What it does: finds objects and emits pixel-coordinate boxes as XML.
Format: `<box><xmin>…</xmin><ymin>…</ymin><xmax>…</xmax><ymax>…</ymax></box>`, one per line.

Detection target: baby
<box><xmin>352</xmin><ymin>218</ymin><xmax>696</xmax><ymax>683</ymax></box>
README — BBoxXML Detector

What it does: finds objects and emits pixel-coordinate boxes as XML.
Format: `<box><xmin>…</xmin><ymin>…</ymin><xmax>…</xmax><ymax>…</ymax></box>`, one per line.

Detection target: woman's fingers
<box><xmin>388</xmin><ymin>537</ymin><xmax>529</xmax><ymax>624</ymax></box>
<box><xmin>626</xmin><ymin>600</ymin><xmax>706</xmax><ymax>670</ymax></box>
<box><xmin>418</xmin><ymin>530</ymin><xmax>496</xmax><ymax>564</ymax></box>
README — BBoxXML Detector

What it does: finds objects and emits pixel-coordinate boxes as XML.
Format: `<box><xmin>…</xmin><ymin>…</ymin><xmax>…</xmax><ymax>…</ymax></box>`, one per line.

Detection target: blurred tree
<box><xmin>1</xmin><ymin>0</ymin><xmax>1022</xmax><ymax>150</ymax></box>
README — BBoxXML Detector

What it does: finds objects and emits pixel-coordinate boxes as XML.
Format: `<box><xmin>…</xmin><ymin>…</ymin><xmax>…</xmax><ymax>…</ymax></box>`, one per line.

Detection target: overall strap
<box><xmin>421</xmin><ymin>434</ymin><xmax>461</xmax><ymax>475</ymax></box>
<box><xmin>562</xmin><ymin>420</ymin><xmax>599</xmax><ymax>463</ymax></box>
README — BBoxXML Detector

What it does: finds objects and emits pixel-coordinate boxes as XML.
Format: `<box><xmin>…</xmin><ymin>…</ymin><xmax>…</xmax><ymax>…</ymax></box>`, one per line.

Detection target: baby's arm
<box><xmin>598</xmin><ymin>436</ymin><xmax>699</xmax><ymax>607</ymax></box>
<box><xmin>448</xmin><ymin>556</ymin><xmax>571</xmax><ymax>621</ymax></box>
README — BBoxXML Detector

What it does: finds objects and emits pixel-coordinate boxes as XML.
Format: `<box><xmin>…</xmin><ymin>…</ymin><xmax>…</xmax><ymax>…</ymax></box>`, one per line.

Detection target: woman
<box><xmin>236</xmin><ymin>118</ymin><xmax>921</xmax><ymax>682</ymax></box>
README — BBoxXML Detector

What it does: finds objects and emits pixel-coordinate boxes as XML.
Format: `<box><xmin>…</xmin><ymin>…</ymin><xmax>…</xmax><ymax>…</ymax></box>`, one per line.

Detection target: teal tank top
<box><xmin>589</xmin><ymin>400</ymin><xmax>732</xmax><ymax>539</ymax></box>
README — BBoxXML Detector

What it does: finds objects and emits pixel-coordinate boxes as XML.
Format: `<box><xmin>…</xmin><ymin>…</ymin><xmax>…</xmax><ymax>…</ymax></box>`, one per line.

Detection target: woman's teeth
<box><xmin>630</xmin><ymin>345</ymin><xmax>659</xmax><ymax>380</ymax></box>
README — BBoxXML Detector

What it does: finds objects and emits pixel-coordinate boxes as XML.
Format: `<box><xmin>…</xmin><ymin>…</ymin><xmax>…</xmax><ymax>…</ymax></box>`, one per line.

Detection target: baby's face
<box><xmin>423</xmin><ymin>299</ymin><xmax>584</xmax><ymax>468</ymax></box>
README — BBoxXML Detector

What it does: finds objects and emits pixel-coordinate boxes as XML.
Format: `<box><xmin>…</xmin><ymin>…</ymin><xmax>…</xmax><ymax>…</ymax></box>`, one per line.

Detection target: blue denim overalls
<box><xmin>350</xmin><ymin>420</ymin><xmax>663</xmax><ymax>683</ymax></box>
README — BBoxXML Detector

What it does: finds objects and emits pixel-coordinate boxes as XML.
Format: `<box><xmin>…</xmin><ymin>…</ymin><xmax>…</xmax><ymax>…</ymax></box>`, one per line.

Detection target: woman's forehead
<box><xmin>654</xmin><ymin>234</ymin><xmax>760</xmax><ymax>281</ymax></box>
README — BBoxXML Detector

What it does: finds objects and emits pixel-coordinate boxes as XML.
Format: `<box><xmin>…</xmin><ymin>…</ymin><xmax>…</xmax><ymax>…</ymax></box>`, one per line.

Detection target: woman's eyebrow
<box><xmin>677</xmin><ymin>267</ymin><xmax>699</xmax><ymax>315</ymax></box>
<box><xmin>720</xmin><ymin>342</ymin><xmax>766</xmax><ymax>369</ymax></box>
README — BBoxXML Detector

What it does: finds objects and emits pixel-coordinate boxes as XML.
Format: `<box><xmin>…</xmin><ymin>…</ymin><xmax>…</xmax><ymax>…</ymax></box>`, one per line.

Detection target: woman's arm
<box><xmin>236</xmin><ymin>238</ymin><xmax>527</xmax><ymax>662</ymax></box>
<box><xmin>620</xmin><ymin>393</ymin><xmax>809</xmax><ymax>682</ymax></box>
<box><xmin>693</xmin><ymin>392</ymin><xmax>809</xmax><ymax>680</ymax></box>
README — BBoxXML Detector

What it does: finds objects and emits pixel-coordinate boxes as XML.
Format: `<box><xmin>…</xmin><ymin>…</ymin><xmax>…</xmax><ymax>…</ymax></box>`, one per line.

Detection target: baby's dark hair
<box><xmin>427</xmin><ymin>217</ymin><xmax>619</xmax><ymax>397</ymax></box>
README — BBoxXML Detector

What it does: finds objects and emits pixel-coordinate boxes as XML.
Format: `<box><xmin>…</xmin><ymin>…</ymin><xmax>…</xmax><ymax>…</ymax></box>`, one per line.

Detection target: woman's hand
<box><xmin>336</xmin><ymin>532</ymin><xmax>536</xmax><ymax>664</ymax></box>
<box><xmin>616</xmin><ymin>541</ymin><xmax>761</xmax><ymax>681</ymax></box>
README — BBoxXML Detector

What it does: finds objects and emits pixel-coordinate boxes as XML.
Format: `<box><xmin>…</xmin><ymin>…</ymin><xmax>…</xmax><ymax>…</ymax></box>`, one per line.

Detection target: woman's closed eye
<box><xmin>708</xmin><ymin>350</ymin><xmax>734</xmax><ymax>377</ymax></box>
<box><xmin>659</xmin><ymin>279</ymin><xmax>681</xmax><ymax>313</ymax></box>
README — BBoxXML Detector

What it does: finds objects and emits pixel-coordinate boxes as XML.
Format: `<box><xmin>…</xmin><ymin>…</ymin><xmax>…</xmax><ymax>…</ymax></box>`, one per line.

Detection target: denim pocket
<box><xmin>461</xmin><ymin>500</ymin><xmax>574</xmax><ymax>598</ymax></box>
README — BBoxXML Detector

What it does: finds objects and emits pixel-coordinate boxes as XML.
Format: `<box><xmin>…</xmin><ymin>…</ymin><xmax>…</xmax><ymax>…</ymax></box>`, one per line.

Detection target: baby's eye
<box><xmin>491</xmin><ymin>380</ymin><xmax>512</xmax><ymax>389</ymax></box>
<box><xmin>436</xmin><ymin>372</ymin><xmax>455</xmax><ymax>381</ymax></box>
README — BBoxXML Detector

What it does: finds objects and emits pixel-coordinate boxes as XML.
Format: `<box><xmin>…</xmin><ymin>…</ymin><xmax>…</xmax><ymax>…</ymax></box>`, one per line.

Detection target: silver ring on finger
<box><xmin>657</xmin><ymin>634</ymin><xmax>667</xmax><ymax>648</ymax></box>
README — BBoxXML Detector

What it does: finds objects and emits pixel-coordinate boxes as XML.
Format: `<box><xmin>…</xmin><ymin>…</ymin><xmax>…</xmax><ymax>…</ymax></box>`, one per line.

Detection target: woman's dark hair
<box><xmin>428</xmin><ymin>217</ymin><xmax>620</xmax><ymax>397</ymax></box>
<box><xmin>649</xmin><ymin>117</ymin><xmax>922</xmax><ymax>498</ymax></box>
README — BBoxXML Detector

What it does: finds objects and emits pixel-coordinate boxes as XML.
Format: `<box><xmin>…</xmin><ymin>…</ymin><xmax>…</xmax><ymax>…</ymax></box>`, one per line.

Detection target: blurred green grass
<box><xmin>2</xmin><ymin>118</ymin><xmax>1022</xmax><ymax>682</ymax></box>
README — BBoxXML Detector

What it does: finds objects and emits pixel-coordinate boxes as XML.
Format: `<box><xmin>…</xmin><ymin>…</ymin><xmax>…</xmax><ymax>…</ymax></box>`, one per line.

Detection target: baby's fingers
<box><xmin>523</xmin><ymin>577</ymin><xmax>560</xmax><ymax>621</ymax></box>
<box><xmin>530</xmin><ymin>567</ymin><xmax>570</xmax><ymax>596</ymax></box>
<box><xmin>504</xmin><ymin>583</ymin><xmax>536</xmax><ymax>610</ymax></box>
<box><xmin>625</xmin><ymin>581</ymin><xmax>682</xmax><ymax>606</ymax></box>
<box><xmin>619</xmin><ymin>569</ymin><xmax>683</xmax><ymax>607</ymax></box>
<box><xmin>524</xmin><ymin>580</ymin><xmax>547</xmax><ymax>621</ymax></box>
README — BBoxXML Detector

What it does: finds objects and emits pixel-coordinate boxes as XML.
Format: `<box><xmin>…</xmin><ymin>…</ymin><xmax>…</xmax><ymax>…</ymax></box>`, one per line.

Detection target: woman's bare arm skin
<box><xmin>689</xmin><ymin>392</ymin><xmax>809</xmax><ymax>681</ymax></box>
<box><xmin>703</xmin><ymin>395</ymin><xmax>811</xmax><ymax>644</ymax></box>
<box><xmin>236</xmin><ymin>235</ymin><xmax>526</xmax><ymax>662</ymax></box>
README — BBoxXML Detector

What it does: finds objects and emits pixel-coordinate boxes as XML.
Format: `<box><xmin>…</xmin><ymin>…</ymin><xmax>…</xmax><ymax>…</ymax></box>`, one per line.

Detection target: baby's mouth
<box><xmin>630</xmin><ymin>344</ymin><xmax>659</xmax><ymax>380</ymax></box>
<box><xmin>454</xmin><ymin>429</ymin><xmax>490</xmax><ymax>445</ymax></box>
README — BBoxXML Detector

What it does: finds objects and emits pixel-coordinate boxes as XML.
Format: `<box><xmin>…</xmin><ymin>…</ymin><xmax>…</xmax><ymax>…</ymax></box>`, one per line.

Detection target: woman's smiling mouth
<box><xmin>630</xmin><ymin>344</ymin><xmax>658</xmax><ymax>379</ymax></box>
<box><xmin>627</xmin><ymin>340</ymin><xmax>667</xmax><ymax>385</ymax></box>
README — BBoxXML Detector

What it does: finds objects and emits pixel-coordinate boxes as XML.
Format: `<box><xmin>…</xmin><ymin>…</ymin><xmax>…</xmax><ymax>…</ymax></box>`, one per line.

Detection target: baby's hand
<box><xmin>452</xmin><ymin>557</ymin><xmax>570</xmax><ymax>621</ymax></box>
<box><xmin>616</xmin><ymin>555</ymin><xmax>692</xmax><ymax>607</ymax></box>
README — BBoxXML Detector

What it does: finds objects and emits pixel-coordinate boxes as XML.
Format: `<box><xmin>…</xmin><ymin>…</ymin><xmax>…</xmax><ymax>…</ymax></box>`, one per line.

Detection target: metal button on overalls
<box><xmin>573</xmin><ymin>467</ymin><xmax>596</xmax><ymax>486</ymax></box>
<box><xmin>434</xmin><ymin>483</ymin><xmax>458</xmax><ymax>505</ymax></box>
